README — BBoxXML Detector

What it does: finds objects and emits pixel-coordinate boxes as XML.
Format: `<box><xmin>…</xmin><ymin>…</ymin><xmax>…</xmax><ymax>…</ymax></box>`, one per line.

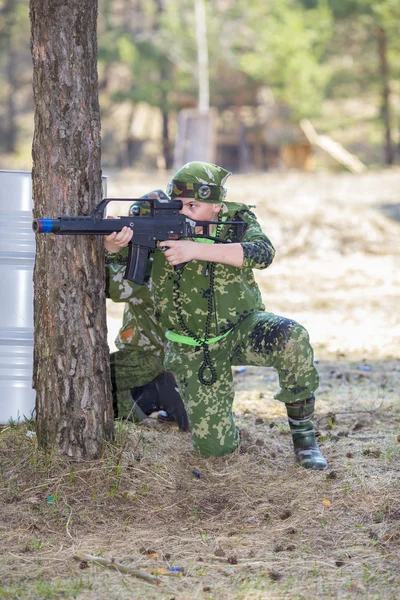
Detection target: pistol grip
<box><xmin>160</xmin><ymin>245</ymin><xmax>186</xmax><ymax>272</ymax></box>
<box><xmin>173</xmin><ymin>262</ymin><xmax>187</xmax><ymax>271</ymax></box>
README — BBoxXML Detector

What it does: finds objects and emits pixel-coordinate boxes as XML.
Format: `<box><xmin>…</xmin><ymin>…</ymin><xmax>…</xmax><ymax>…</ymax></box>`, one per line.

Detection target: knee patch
<box><xmin>249</xmin><ymin>317</ymin><xmax>299</xmax><ymax>353</ymax></box>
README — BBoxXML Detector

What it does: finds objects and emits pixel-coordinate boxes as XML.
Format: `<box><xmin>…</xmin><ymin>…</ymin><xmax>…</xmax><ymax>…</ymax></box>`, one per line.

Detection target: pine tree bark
<box><xmin>30</xmin><ymin>0</ymin><xmax>114</xmax><ymax>458</ymax></box>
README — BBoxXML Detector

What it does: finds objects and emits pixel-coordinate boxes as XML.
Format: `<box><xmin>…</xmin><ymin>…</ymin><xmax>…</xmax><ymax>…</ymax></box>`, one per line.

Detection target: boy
<box><xmin>110</xmin><ymin>162</ymin><xmax>327</xmax><ymax>469</ymax></box>
<box><xmin>104</xmin><ymin>191</ymin><xmax>189</xmax><ymax>431</ymax></box>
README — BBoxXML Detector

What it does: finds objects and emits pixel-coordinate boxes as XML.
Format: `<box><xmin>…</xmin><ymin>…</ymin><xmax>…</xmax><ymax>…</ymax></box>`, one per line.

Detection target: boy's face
<box><xmin>178</xmin><ymin>197</ymin><xmax>221</xmax><ymax>221</ymax></box>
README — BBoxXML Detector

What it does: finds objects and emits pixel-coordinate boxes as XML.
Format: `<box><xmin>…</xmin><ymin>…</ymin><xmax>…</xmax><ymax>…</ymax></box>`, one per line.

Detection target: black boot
<box><xmin>130</xmin><ymin>379</ymin><xmax>160</xmax><ymax>421</ymax></box>
<box><xmin>286</xmin><ymin>397</ymin><xmax>327</xmax><ymax>470</ymax></box>
<box><xmin>130</xmin><ymin>372</ymin><xmax>189</xmax><ymax>431</ymax></box>
<box><xmin>154</xmin><ymin>372</ymin><xmax>190</xmax><ymax>431</ymax></box>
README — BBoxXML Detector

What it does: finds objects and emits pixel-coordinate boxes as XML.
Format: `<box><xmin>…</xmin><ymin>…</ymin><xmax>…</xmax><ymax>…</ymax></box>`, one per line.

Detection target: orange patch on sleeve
<box><xmin>120</xmin><ymin>328</ymin><xmax>135</xmax><ymax>340</ymax></box>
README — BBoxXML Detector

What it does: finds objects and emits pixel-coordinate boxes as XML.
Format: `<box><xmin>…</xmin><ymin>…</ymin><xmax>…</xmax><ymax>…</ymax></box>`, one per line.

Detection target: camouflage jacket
<box><xmin>151</xmin><ymin>202</ymin><xmax>276</xmax><ymax>340</ymax></box>
<box><xmin>105</xmin><ymin>260</ymin><xmax>165</xmax><ymax>356</ymax></box>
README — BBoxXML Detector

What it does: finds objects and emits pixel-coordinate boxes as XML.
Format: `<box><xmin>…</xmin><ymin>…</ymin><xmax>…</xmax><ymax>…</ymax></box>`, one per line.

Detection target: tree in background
<box><xmin>98</xmin><ymin>0</ymin><xmax>176</xmax><ymax>168</ymax></box>
<box><xmin>232</xmin><ymin>0</ymin><xmax>333</xmax><ymax>119</ymax></box>
<box><xmin>30</xmin><ymin>0</ymin><xmax>114</xmax><ymax>458</ymax></box>
<box><xmin>1</xmin><ymin>0</ymin><xmax>399</xmax><ymax>167</ymax></box>
<box><xmin>327</xmin><ymin>0</ymin><xmax>400</xmax><ymax>164</ymax></box>
<box><xmin>158</xmin><ymin>0</ymin><xmax>260</xmax><ymax>109</ymax></box>
<box><xmin>0</xmin><ymin>0</ymin><xmax>31</xmax><ymax>153</ymax></box>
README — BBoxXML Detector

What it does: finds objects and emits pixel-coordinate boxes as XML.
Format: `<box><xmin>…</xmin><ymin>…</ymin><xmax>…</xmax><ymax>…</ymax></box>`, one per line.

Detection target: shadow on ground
<box><xmin>380</xmin><ymin>202</ymin><xmax>400</xmax><ymax>222</ymax></box>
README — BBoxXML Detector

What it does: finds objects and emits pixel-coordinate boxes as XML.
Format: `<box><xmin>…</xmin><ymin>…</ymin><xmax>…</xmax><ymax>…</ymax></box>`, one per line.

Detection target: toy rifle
<box><xmin>32</xmin><ymin>197</ymin><xmax>247</xmax><ymax>284</ymax></box>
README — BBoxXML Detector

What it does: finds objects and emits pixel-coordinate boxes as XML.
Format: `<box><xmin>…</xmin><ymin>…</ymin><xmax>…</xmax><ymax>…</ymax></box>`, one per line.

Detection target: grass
<box><xmin>1</xmin><ymin>169</ymin><xmax>400</xmax><ymax>598</ymax></box>
<box><xmin>1</xmin><ymin>359</ymin><xmax>399</xmax><ymax>599</ymax></box>
<box><xmin>0</xmin><ymin>579</ymin><xmax>89</xmax><ymax>599</ymax></box>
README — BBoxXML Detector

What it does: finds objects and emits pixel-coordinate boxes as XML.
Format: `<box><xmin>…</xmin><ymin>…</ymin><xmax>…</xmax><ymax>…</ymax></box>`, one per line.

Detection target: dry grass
<box><xmin>1</xmin><ymin>376</ymin><xmax>399</xmax><ymax>600</ymax></box>
<box><xmin>1</xmin><ymin>170</ymin><xmax>400</xmax><ymax>599</ymax></box>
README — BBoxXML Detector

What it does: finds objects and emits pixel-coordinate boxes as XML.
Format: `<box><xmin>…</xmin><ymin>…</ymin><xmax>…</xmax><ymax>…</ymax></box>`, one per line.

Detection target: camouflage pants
<box><xmin>164</xmin><ymin>311</ymin><xmax>319</xmax><ymax>457</ymax></box>
<box><xmin>110</xmin><ymin>348</ymin><xmax>164</xmax><ymax>418</ymax></box>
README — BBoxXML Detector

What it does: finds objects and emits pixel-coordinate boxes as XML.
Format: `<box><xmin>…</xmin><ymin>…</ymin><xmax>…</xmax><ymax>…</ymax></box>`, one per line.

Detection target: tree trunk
<box><xmin>160</xmin><ymin>63</ymin><xmax>172</xmax><ymax>169</ymax></box>
<box><xmin>154</xmin><ymin>0</ymin><xmax>172</xmax><ymax>169</ymax></box>
<box><xmin>194</xmin><ymin>0</ymin><xmax>210</xmax><ymax>114</ymax></box>
<box><xmin>6</xmin><ymin>48</ymin><xmax>18</xmax><ymax>153</ymax></box>
<box><xmin>30</xmin><ymin>0</ymin><xmax>114</xmax><ymax>458</ymax></box>
<box><xmin>376</xmin><ymin>26</ymin><xmax>394</xmax><ymax>165</ymax></box>
<box><xmin>161</xmin><ymin>108</ymin><xmax>172</xmax><ymax>169</ymax></box>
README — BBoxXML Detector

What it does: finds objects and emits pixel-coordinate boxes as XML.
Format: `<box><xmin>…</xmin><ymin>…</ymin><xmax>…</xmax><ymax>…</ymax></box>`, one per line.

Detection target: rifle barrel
<box><xmin>32</xmin><ymin>218</ymin><xmax>61</xmax><ymax>233</ymax></box>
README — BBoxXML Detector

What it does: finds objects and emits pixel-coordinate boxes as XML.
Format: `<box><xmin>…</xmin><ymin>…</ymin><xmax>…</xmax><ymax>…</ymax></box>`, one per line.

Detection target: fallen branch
<box><xmin>73</xmin><ymin>552</ymin><xmax>161</xmax><ymax>585</ymax></box>
<box><xmin>300</xmin><ymin>118</ymin><xmax>366</xmax><ymax>173</ymax></box>
<box><xmin>318</xmin><ymin>400</ymin><xmax>385</xmax><ymax>419</ymax></box>
<box><xmin>66</xmin><ymin>510</ymin><xmax>73</xmax><ymax>540</ymax></box>
<box><xmin>348</xmin><ymin>434</ymin><xmax>386</xmax><ymax>440</ymax></box>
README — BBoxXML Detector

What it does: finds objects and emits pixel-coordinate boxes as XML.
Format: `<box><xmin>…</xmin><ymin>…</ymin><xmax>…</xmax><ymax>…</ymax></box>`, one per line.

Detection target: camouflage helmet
<box><xmin>166</xmin><ymin>161</ymin><xmax>232</xmax><ymax>203</ymax></box>
<box><xmin>129</xmin><ymin>189</ymin><xmax>169</xmax><ymax>216</ymax></box>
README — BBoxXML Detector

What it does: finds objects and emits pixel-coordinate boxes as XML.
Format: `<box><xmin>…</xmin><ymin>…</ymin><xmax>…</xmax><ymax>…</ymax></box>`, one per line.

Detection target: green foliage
<box><xmin>0</xmin><ymin>577</ymin><xmax>89</xmax><ymax>600</ymax></box>
<box><xmin>231</xmin><ymin>0</ymin><xmax>334</xmax><ymax>118</ymax></box>
<box><xmin>98</xmin><ymin>0</ymin><xmax>177</xmax><ymax>111</ymax></box>
<box><xmin>0</xmin><ymin>0</ymin><xmax>32</xmax><ymax>152</ymax></box>
<box><xmin>2</xmin><ymin>0</ymin><xmax>400</xmax><ymax>165</ymax></box>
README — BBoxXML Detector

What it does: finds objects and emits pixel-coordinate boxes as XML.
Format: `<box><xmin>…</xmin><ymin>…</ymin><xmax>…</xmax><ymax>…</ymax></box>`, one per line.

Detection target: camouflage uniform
<box><xmin>105</xmin><ymin>190</ymin><xmax>189</xmax><ymax>429</ymax></box>
<box><xmin>105</xmin><ymin>260</ymin><xmax>165</xmax><ymax>417</ymax></box>
<box><xmin>150</xmin><ymin>161</ymin><xmax>326</xmax><ymax>468</ymax></box>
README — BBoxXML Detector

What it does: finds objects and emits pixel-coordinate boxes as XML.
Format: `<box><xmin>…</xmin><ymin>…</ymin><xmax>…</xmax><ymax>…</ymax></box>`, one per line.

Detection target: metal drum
<box><xmin>0</xmin><ymin>170</ymin><xmax>35</xmax><ymax>423</ymax></box>
<box><xmin>0</xmin><ymin>171</ymin><xmax>107</xmax><ymax>424</ymax></box>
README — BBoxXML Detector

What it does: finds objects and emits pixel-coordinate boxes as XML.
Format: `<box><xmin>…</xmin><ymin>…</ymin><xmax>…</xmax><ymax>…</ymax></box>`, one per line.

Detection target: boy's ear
<box><xmin>213</xmin><ymin>203</ymin><xmax>222</xmax><ymax>213</ymax></box>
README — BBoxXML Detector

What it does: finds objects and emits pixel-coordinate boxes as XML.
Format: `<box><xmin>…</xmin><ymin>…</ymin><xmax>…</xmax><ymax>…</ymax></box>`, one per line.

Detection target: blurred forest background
<box><xmin>1</xmin><ymin>0</ymin><xmax>400</xmax><ymax>173</ymax></box>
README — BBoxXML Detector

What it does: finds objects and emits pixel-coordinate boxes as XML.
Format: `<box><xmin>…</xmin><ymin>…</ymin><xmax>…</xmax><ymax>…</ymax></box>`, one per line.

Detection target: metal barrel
<box><xmin>0</xmin><ymin>172</ymin><xmax>107</xmax><ymax>424</ymax></box>
<box><xmin>0</xmin><ymin>170</ymin><xmax>36</xmax><ymax>423</ymax></box>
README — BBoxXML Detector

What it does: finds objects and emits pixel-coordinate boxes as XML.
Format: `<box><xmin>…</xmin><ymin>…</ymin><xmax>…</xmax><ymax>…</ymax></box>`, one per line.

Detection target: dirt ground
<box><xmin>1</xmin><ymin>170</ymin><xmax>399</xmax><ymax>599</ymax></box>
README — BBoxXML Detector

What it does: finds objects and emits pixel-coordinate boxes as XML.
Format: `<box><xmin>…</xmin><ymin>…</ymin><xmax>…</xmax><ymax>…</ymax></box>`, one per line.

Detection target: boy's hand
<box><xmin>104</xmin><ymin>225</ymin><xmax>133</xmax><ymax>253</ymax></box>
<box><xmin>158</xmin><ymin>240</ymin><xmax>198</xmax><ymax>266</ymax></box>
<box><xmin>159</xmin><ymin>239</ymin><xmax>244</xmax><ymax>268</ymax></box>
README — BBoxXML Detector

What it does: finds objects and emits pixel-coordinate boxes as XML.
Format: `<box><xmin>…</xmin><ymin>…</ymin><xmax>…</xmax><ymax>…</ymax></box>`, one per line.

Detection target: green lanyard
<box><xmin>166</xmin><ymin>216</ymin><xmax>231</xmax><ymax>347</ymax></box>
<box><xmin>165</xmin><ymin>328</ymin><xmax>232</xmax><ymax>346</ymax></box>
<box><xmin>196</xmin><ymin>215</ymin><xmax>227</xmax><ymax>243</ymax></box>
